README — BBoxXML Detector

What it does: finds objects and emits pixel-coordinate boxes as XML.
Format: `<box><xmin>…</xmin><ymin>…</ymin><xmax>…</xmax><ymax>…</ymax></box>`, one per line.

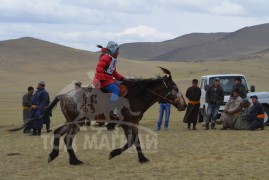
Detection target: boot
<box><xmin>107</xmin><ymin>123</ymin><xmax>116</xmax><ymax>131</ymax></box>
<box><xmin>46</xmin><ymin>124</ymin><xmax>52</xmax><ymax>132</ymax></box>
<box><xmin>85</xmin><ymin>119</ymin><xmax>91</xmax><ymax>126</ymax></box>
<box><xmin>110</xmin><ymin>102</ymin><xmax>119</xmax><ymax>119</ymax></box>
<box><xmin>23</xmin><ymin>128</ymin><xmax>28</xmax><ymax>134</ymax></box>
<box><xmin>188</xmin><ymin>123</ymin><xmax>191</xmax><ymax>130</ymax></box>
<box><xmin>220</xmin><ymin>126</ymin><xmax>227</xmax><ymax>130</ymax></box>
<box><xmin>31</xmin><ymin>128</ymin><xmax>37</xmax><ymax>136</ymax></box>
<box><xmin>205</xmin><ymin>123</ymin><xmax>209</xmax><ymax>130</ymax></box>
<box><xmin>211</xmin><ymin>123</ymin><xmax>216</xmax><ymax>129</ymax></box>
<box><xmin>193</xmin><ymin>123</ymin><xmax>197</xmax><ymax>130</ymax></box>
<box><xmin>37</xmin><ymin>129</ymin><xmax>41</xmax><ymax>136</ymax></box>
<box><xmin>261</xmin><ymin>123</ymin><xmax>265</xmax><ymax>130</ymax></box>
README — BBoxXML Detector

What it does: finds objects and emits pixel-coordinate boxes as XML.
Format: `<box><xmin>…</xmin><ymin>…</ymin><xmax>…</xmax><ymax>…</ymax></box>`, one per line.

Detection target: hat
<box><xmin>106</xmin><ymin>41</ymin><xmax>119</xmax><ymax>55</ymax></box>
<box><xmin>241</xmin><ymin>98</ymin><xmax>250</xmax><ymax>104</ymax></box>
<box><xmin>214</xmin><ymin>78</ymin><xmax>220</xmax><ymax>81</ymax></box>
<box><xmin>75</xmin><ymin>81</ymin><xmax>82</xmax><ymax>87</ymax></box>
<box><xmin>38</xmin><ymin>80</ymin><xmax>45</xmax><ymax>85</ymax></box>
<box><xmin>250</xmin><ymin>95</ymin><xmax>258</xmax><ymax>99</ymax></box>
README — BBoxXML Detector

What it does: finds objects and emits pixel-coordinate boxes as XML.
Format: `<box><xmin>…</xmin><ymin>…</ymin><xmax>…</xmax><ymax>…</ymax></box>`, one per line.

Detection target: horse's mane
<box><xmin>123</xmin><ymin>76</ymin><xmax>163</xmax><ymax>93</ymax></box>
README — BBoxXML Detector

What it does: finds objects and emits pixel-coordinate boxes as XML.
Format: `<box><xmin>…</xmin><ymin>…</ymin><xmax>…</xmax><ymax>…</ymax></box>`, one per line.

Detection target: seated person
<box><xmin>234</xmin><ymin>99</ymin><xmax>251</xmax><ymax>130</ymax></box>
<box><xmin>220</xmin><ymin>88</ymin><xmax>242</xmax><ymax>130</ymax></box>
<box><xmin>246</xmin><ymin>95</ymin><xmax>265</xmax><ymax>131</ymax></box>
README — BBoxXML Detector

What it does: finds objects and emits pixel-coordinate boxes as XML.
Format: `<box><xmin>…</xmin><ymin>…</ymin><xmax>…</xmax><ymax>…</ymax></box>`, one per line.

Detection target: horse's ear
<box><xmin>158</xmin><ymin>66</ymin><xmax>171</xmax><ymax>75</ymax></box>
<box><xmin>158</xmin><ymin>66</ymin><xmax>172</xmax><ymax>80</ymax></box>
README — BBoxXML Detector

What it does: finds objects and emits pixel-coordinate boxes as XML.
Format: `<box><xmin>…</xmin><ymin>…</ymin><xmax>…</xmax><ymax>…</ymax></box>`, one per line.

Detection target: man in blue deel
<box><xmin>30</xmin><ymin>81</ymin><xmax>49</xmax><ymax>136</ymax></box>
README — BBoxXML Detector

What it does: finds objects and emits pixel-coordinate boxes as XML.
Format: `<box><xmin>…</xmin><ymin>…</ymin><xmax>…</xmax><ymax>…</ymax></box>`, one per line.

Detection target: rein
<box><xmin>146</xmin><ymin>80</ymin><xmax>182</xmax><ymax>104</ymax></box>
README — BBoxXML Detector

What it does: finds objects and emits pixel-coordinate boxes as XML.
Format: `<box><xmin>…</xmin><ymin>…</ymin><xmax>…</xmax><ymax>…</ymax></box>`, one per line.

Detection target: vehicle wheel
<box><xmin>263</xmin><ymin>106</ymin><xmax>269</xmax><ymax>126</ymax></box>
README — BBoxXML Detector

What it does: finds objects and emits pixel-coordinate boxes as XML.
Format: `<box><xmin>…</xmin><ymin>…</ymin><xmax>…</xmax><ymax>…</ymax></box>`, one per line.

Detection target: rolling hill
<box><xmin>119</xmin><ymin>33</ymin><xmax>228</xmax><ymax>60</ymax></box>
<box><xmin>121</xmin><ymin>23</ymin><xmax>269</xmax><ymax>61</ymax></box>
<box><xmin>0</xmin><ymin>37</ymin><xmax>100</xmax><ymax>72</ymax></box>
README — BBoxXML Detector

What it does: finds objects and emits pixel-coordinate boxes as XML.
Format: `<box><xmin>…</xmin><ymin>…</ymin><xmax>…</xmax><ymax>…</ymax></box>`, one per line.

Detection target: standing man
<box><xmin>22</xmin><ymin>86</ymin><xmax>34</xmax><ymax>133</ymax></box>
<box><xmin>183</xmin><ymin>79</ymin><xmax>201</xmax><ymax>130</ymax></box>
<box><xmin>205</xmin><ymin>78</ymin><xmax>224</xmax><ymax>130</ymax></box>
<box><xmin>247</xmin><ymin>95</ymin><xmax>265</xmax><ymax>131</ymax></box>
<box><xmin>233</xmin><ymin>77</ymin><xmax>247</xmax><ymax>99</ymax></box>
<box><xmin>30</xmin><ymin>81</ymin><xmax>49</xmax><ymax>136</ymax></box>
<box><xmin>155</xmin><ymin>99</ymin><xmax>171</xmax><ymax>131</ymax></box>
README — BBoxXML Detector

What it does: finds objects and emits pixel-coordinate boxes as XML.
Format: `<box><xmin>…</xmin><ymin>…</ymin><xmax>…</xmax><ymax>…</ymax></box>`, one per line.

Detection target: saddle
<box><xmin>101</xmin><ymin>84</ymin><xmax>128</xmax><ymax>97</ymax></box>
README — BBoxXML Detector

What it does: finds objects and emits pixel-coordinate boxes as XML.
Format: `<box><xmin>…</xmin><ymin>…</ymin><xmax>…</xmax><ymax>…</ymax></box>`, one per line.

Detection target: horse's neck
<box><xmin>127</xmin><ymin>80</ymin><xmax>163</xmax><ymax>114</ymax></box>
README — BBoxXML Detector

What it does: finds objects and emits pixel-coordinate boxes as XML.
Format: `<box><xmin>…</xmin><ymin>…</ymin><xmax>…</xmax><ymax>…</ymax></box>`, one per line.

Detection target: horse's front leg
<box><xmin>109</xmin><ymin>124</ymin><xmax>133</xmax><ymax>159</ymax></box>
<box><xmin>132</xmin><ymin>126</ymin><xmax>150</xmax><ymax>163</ymax></box>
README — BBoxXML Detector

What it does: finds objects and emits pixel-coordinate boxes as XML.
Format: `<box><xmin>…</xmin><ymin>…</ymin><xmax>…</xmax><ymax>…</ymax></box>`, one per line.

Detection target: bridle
<box><xmin>146</xmin><ymin>79</ymin><xmax>182</xmax><ymax>105</ymax></box>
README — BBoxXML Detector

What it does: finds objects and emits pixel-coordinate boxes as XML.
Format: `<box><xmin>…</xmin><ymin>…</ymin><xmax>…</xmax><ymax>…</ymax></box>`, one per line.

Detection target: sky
<box><xmin>0</xmin><ymin>0</ymin><xmax>269</xmax><ymax>51</ymax></box>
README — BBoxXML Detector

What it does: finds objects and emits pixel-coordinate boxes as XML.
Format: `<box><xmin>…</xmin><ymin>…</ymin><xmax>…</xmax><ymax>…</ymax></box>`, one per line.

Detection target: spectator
<box><xmin>155</xmin><ymin>99</ymin><xmax>171</xmax><ymax>131</ymax></box>
<box><xmin>234</xmin><ymin>99</ymin><xmax>251</xmax><ymax>130</ymax></box>
<box><xmin>30</xmin><ymin>81</ymin><xmax>49</xmax><ymax>136</ymax></box>
<box><xmin>246</xmin><ymin>95</ymin><xmax>265</xmax><ymax>131</ymax></box>
<box><xmin>205</xmin><ymin>78</ymin><xmax>224</xmax><ymax>130</ymax></box>
<box><xmin>233</xmin><ymin>77</ymin><xmax>247</xmax><ymax>99</ymax></box>
<box><xmin>22</xmin><ymin>86</ymin><xmax>34</xmax><ymax>133</ymax></box>
<box><xmin>43</xmin><ymin>97</ymin><xmax>52</xmax><ymax>133</ymax></box>
<box><xmin>220</xmin><ymin>88</ymin><xmax>242</xmax><ymax>130</ymax></box>
<box><xmin>183</xmin><ymin>79</ymin><xmax>201</xmax><ymax>130</ymax></box>
<box><xmin>75</xmin><ymin>81</ymin><xmax>82</xmax><ymax>89</ymax></box>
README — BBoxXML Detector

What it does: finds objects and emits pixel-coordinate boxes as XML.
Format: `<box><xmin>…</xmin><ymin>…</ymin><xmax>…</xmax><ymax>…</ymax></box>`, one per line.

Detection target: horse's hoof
<box><xmin>139</xmin><ymin>157</ymin><xmax>150</xmax><ymax>163</ymax></box>
<box><xmin>70</xmin><ymin>159</ymin><xmax>83</xmax><ymax>165</ymax></box>
<box><xmin>109</xmin><ymin>149</ymin><xmax>122</xmax><ymax>160</ymax></box>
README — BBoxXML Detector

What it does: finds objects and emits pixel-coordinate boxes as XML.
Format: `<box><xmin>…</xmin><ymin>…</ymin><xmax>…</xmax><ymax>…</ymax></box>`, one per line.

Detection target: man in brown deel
<box><xmin>22</xmin><ymin>86</ymin><xmax>34</xmax><ymax>133</ymax></box>
<box><xmin>183</xmin><ymin>79</ymin><xmax>201</xmax><ymax>130</ymax></box>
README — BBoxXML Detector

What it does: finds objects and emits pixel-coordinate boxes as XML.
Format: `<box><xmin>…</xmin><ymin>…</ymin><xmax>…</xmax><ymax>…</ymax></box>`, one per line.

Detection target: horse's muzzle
<box><xmin>177</xmin><ymin>104</ymin><xmax>187</xmax><ymax>111</ymax></box>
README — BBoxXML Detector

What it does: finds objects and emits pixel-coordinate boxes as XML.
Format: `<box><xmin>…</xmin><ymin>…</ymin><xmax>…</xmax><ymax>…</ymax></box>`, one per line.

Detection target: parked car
<box><xmin>199</xmin><ymin>74</ymin><xmax>269</xmax><ymax>125</ymax></box>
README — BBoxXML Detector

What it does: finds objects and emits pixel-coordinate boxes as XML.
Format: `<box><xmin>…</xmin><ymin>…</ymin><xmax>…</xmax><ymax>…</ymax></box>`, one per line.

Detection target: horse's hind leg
<box><xmin>48</xmin><ymin>124</ymin><xmax>68</xmax><ymax>163</ymax></box>
<box><xmin>132</xmin><ymin>126</ymin><xmax>149</xmax><ymax>163</ymax></box>
<box><xmin>109</xmin><ymin>124</ymin><xmax>133</xmax><ymax>159</ymax></box>
<box><xmin>64</xmin><ymin>123</ymin><xmax>83</xmax><ymax>165</ymax></box>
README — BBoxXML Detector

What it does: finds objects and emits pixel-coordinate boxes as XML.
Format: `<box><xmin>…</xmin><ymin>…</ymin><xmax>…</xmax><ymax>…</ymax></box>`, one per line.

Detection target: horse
<box><xmin>9</xmin><ymin>67</ymin><xmax>186</xmax><ymax>165</ymax></box>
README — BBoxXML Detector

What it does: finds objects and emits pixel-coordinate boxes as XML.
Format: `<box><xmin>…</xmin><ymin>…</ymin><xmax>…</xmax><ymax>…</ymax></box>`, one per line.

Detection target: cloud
<box><xmin>1</xmin><ymin>0</ymin><xmax>269</xmax><ymax>52</ymax></box>
<box><xmin>53</xmin><ymin>25</ymin><xmax>174</xmax><ymax>50</ymax></box>
<box><xmin>117</xmin><ymin>25</ymin><xmax>174</xmax><ymax>39</ymax></box>
<box><xmin>0</xmin><ymin>0</ymin><xmax>151</xmax><ymax>24</ymax></box>
<box><xmin>210</xmin><ymin>1</ymin><xmax>244</xmax><ymax>16</ymax></box>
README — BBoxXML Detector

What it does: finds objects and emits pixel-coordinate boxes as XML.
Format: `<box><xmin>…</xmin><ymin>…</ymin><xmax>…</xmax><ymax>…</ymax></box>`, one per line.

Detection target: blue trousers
<box><xmin>104</xmin><ymin>83</ymin><xmax>120</xmax><ymax>101</ymax></box>
<box><xmin>206</xmin><ymin>103</ymin><xmax>220</xmax><ymax>124</ymax></box>
<box><xmin>156</xmin><ymin>103</ymin><xmax>171</xmax><ymax>129</ymax></box>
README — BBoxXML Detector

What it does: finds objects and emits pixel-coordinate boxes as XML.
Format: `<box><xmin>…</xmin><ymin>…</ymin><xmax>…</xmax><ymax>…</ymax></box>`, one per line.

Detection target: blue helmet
<box><xmin>106</xmin><ymin>41</ymin><xmax>119</xmax><ymax>55</ymax></box>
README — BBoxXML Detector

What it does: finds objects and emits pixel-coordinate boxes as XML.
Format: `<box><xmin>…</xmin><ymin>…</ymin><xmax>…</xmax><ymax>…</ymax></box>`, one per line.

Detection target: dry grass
<box><xmin>1</xmin><ymin>58</ymin><xmax>269</xmax><ymax>180</ymax></box>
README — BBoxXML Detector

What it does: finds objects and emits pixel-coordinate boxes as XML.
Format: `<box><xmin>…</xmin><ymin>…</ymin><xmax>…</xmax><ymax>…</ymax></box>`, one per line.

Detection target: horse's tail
<box><xmin>8</xmin><ymin>96</ymin><xmax>62</xmax><ymax>132</ymax></box>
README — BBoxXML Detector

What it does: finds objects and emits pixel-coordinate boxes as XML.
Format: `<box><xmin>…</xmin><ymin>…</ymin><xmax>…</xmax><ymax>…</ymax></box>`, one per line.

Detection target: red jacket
<box><xmin>94</xmin><ymin>51</ymin><xmax>123</xmax><ymax>89</ymax></box>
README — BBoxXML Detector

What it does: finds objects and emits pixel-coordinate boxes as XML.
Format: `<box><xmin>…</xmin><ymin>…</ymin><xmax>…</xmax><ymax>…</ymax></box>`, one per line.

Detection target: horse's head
<box><xmin>159</xmin><ymin>67</ymin><xmax>187</xmax><ymax>111</ymax></box>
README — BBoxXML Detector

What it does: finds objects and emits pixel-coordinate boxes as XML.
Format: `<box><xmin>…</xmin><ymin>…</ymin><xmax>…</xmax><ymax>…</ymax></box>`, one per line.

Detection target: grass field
<box><xmin>1</xmin><ymin>59</ymin><xmax>269</xmax><ymax>180</ymax></box>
